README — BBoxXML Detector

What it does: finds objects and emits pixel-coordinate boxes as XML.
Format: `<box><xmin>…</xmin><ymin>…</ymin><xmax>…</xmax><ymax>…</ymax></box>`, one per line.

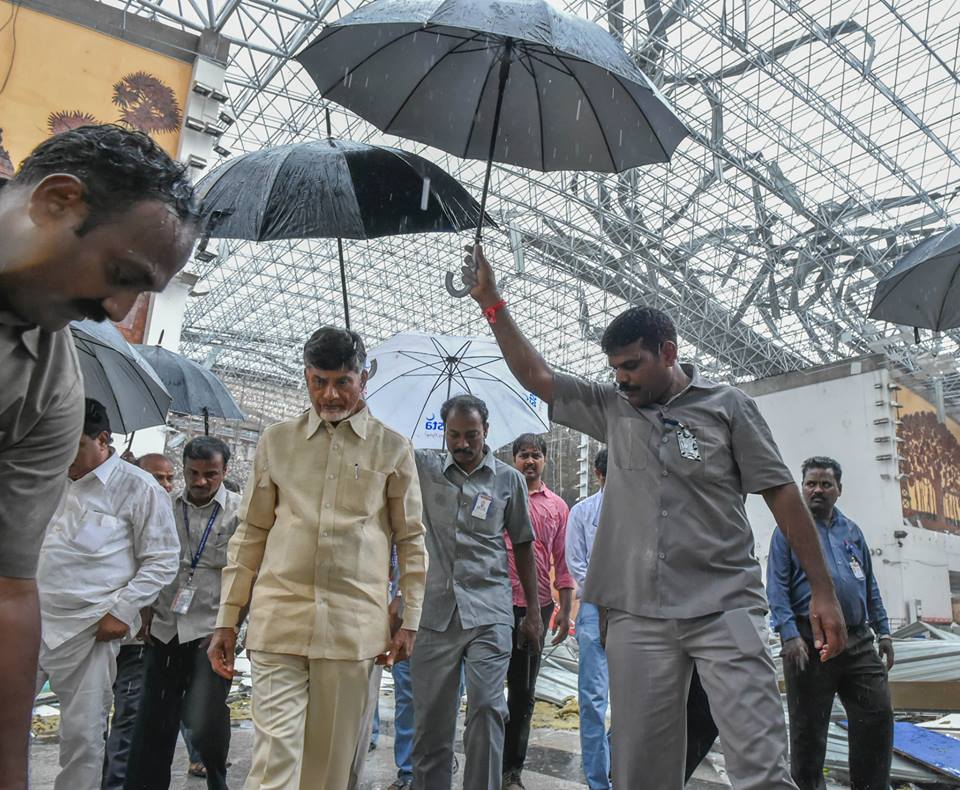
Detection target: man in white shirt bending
<box><xmin>35</xmin><ymin>399</ymin><xmax>180</xmax><ymax>790</ymax></box>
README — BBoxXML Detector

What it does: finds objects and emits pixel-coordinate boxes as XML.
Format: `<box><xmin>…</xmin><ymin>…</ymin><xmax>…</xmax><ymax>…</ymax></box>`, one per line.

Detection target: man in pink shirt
<box><xmin>503</xmin><ymin>433</ymin><xmax>575</xmax><ymax>790</ymax></box>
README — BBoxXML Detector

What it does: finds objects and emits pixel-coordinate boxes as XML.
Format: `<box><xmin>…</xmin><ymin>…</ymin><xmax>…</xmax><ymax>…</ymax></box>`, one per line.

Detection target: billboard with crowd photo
<box><xmin>898</xmin><ymin>386</ymin><xmax>960</xmax><ymax>535</ymax></box>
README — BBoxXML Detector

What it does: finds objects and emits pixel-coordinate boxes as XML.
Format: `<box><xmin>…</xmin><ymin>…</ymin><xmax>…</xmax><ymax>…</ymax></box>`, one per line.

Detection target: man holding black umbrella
<box><xmin>0</xmin><ymin>124</ymin><xmax>198</xmax><ymax>788</ymax></box>
<box><xmin>462</xmin><ymin>244</ymin><xmax>847</xmax><ymax>790</ymax></box>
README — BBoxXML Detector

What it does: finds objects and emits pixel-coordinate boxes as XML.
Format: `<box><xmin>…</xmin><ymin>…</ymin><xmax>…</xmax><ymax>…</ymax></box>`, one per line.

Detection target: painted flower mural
<box><xmin>112</xmin><ymin>71</ymin><xmax>182</xmax><ymax>133</ymax></box>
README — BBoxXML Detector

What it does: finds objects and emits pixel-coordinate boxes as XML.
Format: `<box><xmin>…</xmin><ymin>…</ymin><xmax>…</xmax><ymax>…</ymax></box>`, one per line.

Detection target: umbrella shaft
<box><xmin>338</xmin><ymin>237</ymin><xmax>350</xmax><ymax>329</ymax></box>
<box><xmin>475</xmin><ymin>39</ymin><xmax>514</xmax><ymax>245</ymax></box>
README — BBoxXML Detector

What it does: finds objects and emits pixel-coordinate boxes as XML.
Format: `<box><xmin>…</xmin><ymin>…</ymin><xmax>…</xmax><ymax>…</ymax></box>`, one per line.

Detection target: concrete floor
<box><xmin>29</xmin><ymin>687</ymin><xmax>731</xmax><ymax>789</ymax></box>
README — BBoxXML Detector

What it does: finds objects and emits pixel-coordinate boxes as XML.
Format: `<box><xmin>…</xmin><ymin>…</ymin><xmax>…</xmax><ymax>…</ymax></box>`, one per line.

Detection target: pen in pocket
<box><xmin>354</xmin><ymin>464</ymin><xmax>359</xmax><ymax>480</ymax></box>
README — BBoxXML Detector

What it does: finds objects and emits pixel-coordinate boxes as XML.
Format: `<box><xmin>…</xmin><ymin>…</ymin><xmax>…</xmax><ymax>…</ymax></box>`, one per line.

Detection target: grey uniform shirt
<box><xmin>152</xmin><ymin>484</ymin><xmax>241</xmax><ymax>645</ymax></box>
<box><xmin>552</xmin><ymin>364</ymin><xmax>794</xmax><ymax>619</ymax></box>
<box><xmin>415</xmin><ymin>449</ymin><xmax>535</xmax><ymax>631</ymax></box>
<box><xmin>0</xmin><ymin>310</ymin><xmax>84</xmax><ymax>578</ymax></box>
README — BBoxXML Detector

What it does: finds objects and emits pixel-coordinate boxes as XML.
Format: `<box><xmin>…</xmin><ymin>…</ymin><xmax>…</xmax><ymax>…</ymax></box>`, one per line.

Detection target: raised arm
<box><xmin>465</xmin><ymin>243</ymin><xmax>556</xmax><ymax>404</ymax></box>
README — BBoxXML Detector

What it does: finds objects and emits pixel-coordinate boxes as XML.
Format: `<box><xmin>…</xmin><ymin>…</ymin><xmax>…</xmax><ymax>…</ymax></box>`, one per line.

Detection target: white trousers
<box><xmin>36</xmin><ymin>624</ymin><xmax>121</xmax><ymax>790</ymax></box>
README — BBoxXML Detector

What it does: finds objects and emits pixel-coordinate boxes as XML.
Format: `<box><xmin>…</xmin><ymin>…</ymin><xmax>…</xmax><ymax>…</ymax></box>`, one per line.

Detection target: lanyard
<box><xmin>182</xmin><ymin>501</ymin><xmax>221</xmax><ymax>572</ymax></box>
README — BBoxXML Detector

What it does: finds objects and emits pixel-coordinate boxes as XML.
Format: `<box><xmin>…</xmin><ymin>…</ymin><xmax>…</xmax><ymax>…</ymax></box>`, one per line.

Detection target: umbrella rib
<box><xmin>316</xmin><ymin>26</ymin><xmax>430</xmax><ymax>95</ymax></box>
<box><xmin>550</xmin><ymin>54</ymin><xmax>618</xmax><ymax>171</ymax></box>
<box><xmin>463</xmin><ymin>41</ymin><xmax>506</xmax><ymax>159</ymax></box>
<box><xmin>936</xmin><ymin>257</ymin><xmax>960</xmax><ymax>330</ymax></box>
<box><xmin>519</xmin><ymin>46</ymin><xmax>547</xmax><ymax>172</ymax></box>
<box><xmin>383</xmin><ymin>29</ymin><xmax>487</xmax><ymax>132</ymax></box>
<box><xmin>608</xmin><ymin>71</ymin><xmax>671</xmax><ymax>162</ymax></box>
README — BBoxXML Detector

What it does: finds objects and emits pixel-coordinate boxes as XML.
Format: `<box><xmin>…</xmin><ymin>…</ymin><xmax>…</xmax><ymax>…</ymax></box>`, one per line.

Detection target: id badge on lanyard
<box><xmin>173</xmin><ymin>501</ymin><xmax>220</xmax><ymax>615</ymax></box>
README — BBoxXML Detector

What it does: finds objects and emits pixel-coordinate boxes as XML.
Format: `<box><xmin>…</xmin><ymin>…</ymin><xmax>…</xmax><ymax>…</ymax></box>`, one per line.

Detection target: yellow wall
<box><xmin>898</xmin><ymin>386</ymin><xmax>960</xmax><ymax>534</ymax></box>
<box><xmin>0</xmin><ymin>0</ymin><xmax>191</xmax><ymax>176</ymax></box>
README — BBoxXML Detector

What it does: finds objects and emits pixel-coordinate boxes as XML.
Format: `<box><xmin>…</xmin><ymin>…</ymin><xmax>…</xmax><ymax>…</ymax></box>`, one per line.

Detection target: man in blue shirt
<box><xmin>767</xmin><ymin>456</ymin><xmax>894</xmax><ymax>790</ymax></box>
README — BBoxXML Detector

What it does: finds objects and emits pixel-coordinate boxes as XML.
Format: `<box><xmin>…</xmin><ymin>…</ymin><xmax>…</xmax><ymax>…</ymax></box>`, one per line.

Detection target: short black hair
<box><xmin>594</xmin><ymin>448</ymin><xmax>608</xmax><ymax>477</ymax></box>
<box><xmin>303</xmin><ymin>326</ymin><xmax>367</xmax><ymax>373</ymax></box>
<box><xmin>440</xmin><ymin>394</ymin><xmax>489</xmax><ymax>425</ymax></box>
<box><xmin>11</xmin><ymin>124</ymin><xmax>199</xmax><ymax>235</ymax></box>
<box><xmin>801</xmin><ymin>456</ymin><xmax>842</xmax><ymax>484</ymax></box>
<box><xmin>600</xmin><ymin>306</ymin><xmax>677</xmax><ymax>355</ymax></box>
<box><xmin>512</xmin><ymin>433</ymin><xmax>546</xmax><ymax>457</ymax></box>
<box><xmin>82</xmin><ymin>398</ymin><xmax>111</xmax><ymax>438</ymax></box>
<box><xmin>183</xmin><ymin>436</ymin><xmax>231</xmax><ymax>468</ymax></box>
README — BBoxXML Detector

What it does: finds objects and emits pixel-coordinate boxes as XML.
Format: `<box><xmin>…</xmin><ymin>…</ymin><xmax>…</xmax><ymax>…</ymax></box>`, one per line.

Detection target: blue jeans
<box><xmin>576</xmin><ymin>603</ymin><xmax>612</xmax><ymax>790</ymax></box>
<box><xmin>392</xmin><ymin>659</ymin><xmax>414</xmax><ymax>781</ymax></box>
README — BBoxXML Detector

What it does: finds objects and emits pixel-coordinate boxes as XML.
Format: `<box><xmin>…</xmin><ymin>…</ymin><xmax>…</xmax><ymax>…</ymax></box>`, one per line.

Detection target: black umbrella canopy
<box><xmin>869</xmin><ymin>226</ymin><xmax>960</xmax><ymax>332</ymax></box>
<box><xmin>296</xmin><ymin>0</ymin><xmax>689</xmax><ymax>173</ymax></box>
<box><xmin>195</xmin><ymin>138</ymin><xmax>492</xmax><ymax>242</ymax></box>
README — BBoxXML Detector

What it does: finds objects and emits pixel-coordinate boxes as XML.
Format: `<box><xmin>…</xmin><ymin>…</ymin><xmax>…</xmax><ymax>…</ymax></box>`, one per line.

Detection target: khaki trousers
<box><xmin>245</xmin><ymin>650</ymin><xmax>375</xmax><ymax>790</ymax></box>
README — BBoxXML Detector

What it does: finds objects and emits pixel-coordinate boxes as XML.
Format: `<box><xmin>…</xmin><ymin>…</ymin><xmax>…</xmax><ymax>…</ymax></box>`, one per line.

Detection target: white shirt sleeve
<box><xmin>110</xmin><ymin>481</ymin><xmax>181</xmax><ymax>627</ymax></box>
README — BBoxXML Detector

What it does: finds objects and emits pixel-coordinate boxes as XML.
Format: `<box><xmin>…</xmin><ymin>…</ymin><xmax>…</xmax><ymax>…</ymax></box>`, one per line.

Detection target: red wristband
<box><xmin>483</xmin><ymin>299</ymin><xmax>507</xmax><ymax>324</ymax></box>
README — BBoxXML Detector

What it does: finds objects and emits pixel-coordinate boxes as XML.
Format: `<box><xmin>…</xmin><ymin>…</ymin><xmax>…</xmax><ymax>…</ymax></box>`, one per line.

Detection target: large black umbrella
<box><xmin>296</xmin><ymin>0</ymin><xmax>689</xmax><ymax>294</ymax></box>
<box><xmin>870</xmin><ymin>226</ymin><xmax>960</xmax><ymax>336</ymax></box>
<box><xmin>70</xmin><ymin>320</ymin><xmax>172</xmax><ymax>434</ymax></box>
<box><xmin>195</xmin><ymin>132</ymin><xmax>489</xmax><ymax>326</ymax></box>
<box><xmin>133</xmin><ymin>345</ymin><xmax>245</xmax><ymax>435</ymax></box>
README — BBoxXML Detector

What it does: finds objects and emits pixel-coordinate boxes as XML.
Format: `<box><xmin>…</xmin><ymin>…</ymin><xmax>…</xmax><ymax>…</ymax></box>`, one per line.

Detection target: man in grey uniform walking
<box><xmin>460</xmin><ymin>244</ymin><xmax>847</xmax><ymax>790</ymax></box>
<box><xmin>411</xmin><ymin>394</ymin><xmax>541</xmax><ymax>790</ymax></box>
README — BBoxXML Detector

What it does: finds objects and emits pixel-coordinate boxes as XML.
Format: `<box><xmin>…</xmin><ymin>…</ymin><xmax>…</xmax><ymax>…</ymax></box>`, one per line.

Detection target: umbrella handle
<box><xmin>445</xmin><ymin>270</ymin><xmax>474</xmax><ymax>298</ymax></box>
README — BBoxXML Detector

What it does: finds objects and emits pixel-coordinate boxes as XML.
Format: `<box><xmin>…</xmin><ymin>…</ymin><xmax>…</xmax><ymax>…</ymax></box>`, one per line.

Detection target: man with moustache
<box><xmin>768</xmin><ymin>457</ymin><xmax>894</xmax><ymax>790</ymax></box>
<box><xmin>102</xmin><ymin>453</ymin><xmax>179</xmax><ymax>790</ymax></box>
<box><xmin>35</xmin><ymin>399</ymin><xmax>180</xmax><ymax>789</ymax></box>
<box><xmin>126</xmin><ymin>437</ymin><xmax>241</xmax><ymax>790</ymax></box>
<box><xmin>411</xmin><ymin>394</ymin><xmax>541</xmax><ymax>790</ymax></box>
<box><xmin>208</xmin><ymin>327</ymin><xmax>428</xmax><ymax>788</ymax></box>
<box><xmin>460</xmin><ymin>244</ymin><xmax>847</xmax><ymax>790</ymax></box>
<box><xmin>0</xmin><ymin>124</ymin><xmax>198</xmax><ymax>787</ymax></box>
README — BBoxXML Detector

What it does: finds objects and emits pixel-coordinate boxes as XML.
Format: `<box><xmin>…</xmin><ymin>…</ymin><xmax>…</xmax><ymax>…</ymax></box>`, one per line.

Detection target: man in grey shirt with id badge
<box><xmin>459</xmin><ymin>244</ymin><xmax>848</xmax><ymax>790</ymax></box>
<box><xmin>125</xmin><ymin>437</ymin><xmax>241</xmax><ymax>790</ymax></box>
<box><xmin>410</xmin><ymin>394</ymin><xmax>541</xmax><ymax>790</ymax></box>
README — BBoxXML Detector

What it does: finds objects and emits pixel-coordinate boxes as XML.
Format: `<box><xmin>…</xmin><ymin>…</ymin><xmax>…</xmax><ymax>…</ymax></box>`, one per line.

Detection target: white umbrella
<box><xmin>365</xmin><ymin>332</ymin><xmax>550</xmax><ymax>450</ymax></box>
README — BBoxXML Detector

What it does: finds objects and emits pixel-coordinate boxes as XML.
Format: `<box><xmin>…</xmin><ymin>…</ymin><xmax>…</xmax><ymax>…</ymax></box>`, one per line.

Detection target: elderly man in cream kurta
<box><xmin>208</xmin><ymin>327</ymin><xmax>428</xmax><ymax>790</ymax></box>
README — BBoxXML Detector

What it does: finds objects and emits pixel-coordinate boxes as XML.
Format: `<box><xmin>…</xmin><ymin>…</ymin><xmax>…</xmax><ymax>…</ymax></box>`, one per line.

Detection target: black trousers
<box><xmin>503</xmin><ymin>602</ymin><xmax>555</xmax><ymax>774</ymax></box>
<box><xmin>124</xmin><ymin>637</ymin><xmax>232</xmax><ymax>790</ymax></box>
<box><xmin>785</xmin><ymin>625</ymin><xmax>893</xmax><ymax>790</ymax></box>
<box><xmin>685</xmin><ymin>666</ymin><xmax>719</xmax><ymax>782</ymax></box>
<box><xmin>103</xmin><ymin>644</ymin><xmax>147</xmax><ymax>790</ymax></box>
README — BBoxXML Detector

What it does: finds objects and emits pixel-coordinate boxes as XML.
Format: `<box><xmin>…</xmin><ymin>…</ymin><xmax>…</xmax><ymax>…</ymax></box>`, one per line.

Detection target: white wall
<box><xmin>744</xmin><ymin>361</ymin><xmax>956</xmax><ymax>626</ymax></box>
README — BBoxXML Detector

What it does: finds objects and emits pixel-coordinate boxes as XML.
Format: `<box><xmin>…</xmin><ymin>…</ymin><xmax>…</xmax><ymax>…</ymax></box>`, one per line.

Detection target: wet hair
<box><xmin>82</xmin><ymin>398</ymin><xmax>111</xmax><ymax>438</ymax></box>
<box><xmin>512</xmin><ymin>433</ymin><xmax>547</xmax><ymax>457</ymax></box>
<box><xmin>440</xmin><ymin>394</ymin><xmax>489</xmax><ymax>425</ymax></box>
<box><xmin>11</xmin><ymin>124</ymin><xmax>199</xmax><ymax>235</ymax></box>
<box><xmin>183</xmin><ymin>436</ymin><xmax>231</xmax><ymax>468</ymax></box>
<box><xmin>801</xmin><ymin>456</ymin><xmax>842</xmax><ymax>484</ymax></box>
<box><xmin>594</xmin><ymin>448</ymin><xmax>608</xmax><ymax>477</ymax></box>
<box><xmin>303</xmin><ymin>327</ymin><xmax>367</xmax><ymax>373</ymax></box>
<box><xmin>600</xmin><ymin>306</ymin><xmax>677</xmax><ymax>355</ymax></box>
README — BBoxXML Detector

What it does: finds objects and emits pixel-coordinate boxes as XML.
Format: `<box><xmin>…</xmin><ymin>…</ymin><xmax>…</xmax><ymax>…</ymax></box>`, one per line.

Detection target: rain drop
<box><xmin>619</xmin><ymin>129</ymin><xmax>623</xmax><ymax>147</ymax></box>
<box><xmin>420</xmin><ymin>177</ymin><xmax>431</xmax><ymax>211</ymax></box>
<box><xmin>576</xmin><ymin>99</ymin><xmax>582</xmax><ymax>121</ymax></box>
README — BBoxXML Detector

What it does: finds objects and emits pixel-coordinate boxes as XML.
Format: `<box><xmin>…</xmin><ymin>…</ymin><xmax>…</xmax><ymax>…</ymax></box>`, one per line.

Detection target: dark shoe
<box><xmin>503</xmin><ymin>770</ymin><xmax>525</xmax><ymax>790</ymax></box>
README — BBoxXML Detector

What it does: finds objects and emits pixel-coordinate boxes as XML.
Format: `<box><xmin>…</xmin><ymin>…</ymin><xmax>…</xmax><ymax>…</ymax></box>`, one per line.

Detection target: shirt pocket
<box><xmin>610</xmin><ymin>416</ymin><xmax>651</xmax><ymax>470</ymax></box>
<box><xmin>340</xmin><ymin>468</ymin><xmax>388</xmax><ymax>518</ymax></box>
<box><xmin>670</xmin><ymin>423</ymin><xmax>727</xmax><ymax>482</ymax></box>
<box><xmin>469</xmin><ymin>494</ymin><xmax>506</xmax><ymax>540</ymax></box>
<box><xmin>68</xmin><ymin>511</ymin><xmax>124</xmax><ymax>554</ymax></box>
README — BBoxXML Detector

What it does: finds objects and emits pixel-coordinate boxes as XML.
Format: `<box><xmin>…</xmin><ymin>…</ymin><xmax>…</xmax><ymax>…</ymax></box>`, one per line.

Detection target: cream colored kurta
<box><xmin>217</xmin><ymin>405</ymin><xmax>427</xmax><ymax>660</ymax></box>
